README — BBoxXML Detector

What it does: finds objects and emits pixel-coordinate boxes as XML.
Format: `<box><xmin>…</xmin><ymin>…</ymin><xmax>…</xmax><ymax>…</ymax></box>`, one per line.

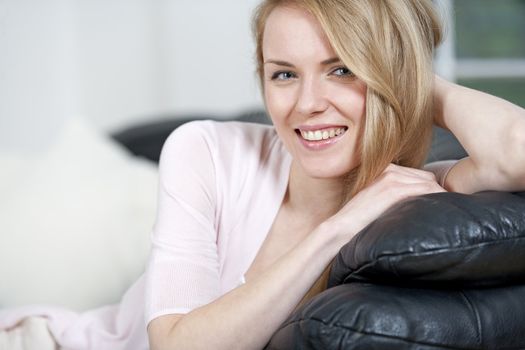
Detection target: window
<box><xmin>435</xmin><ymin>0</ymin><xmax>525</xmax><ymax>107</ymax></box>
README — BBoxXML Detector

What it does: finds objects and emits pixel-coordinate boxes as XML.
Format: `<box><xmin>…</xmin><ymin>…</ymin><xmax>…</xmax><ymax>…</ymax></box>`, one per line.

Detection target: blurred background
<box><xmin>452</xmin><ymin>0</ymin><xmax>525</xmax><ymax>108</ymax></box>
<box><xmin>0</xmin><ymin>0</ymin><xmax>524</xmax><ymax>154</ymax></box>
<box><xmin>0</xmin><ymin>0</ymin><xmax>263</xmax><ymax>153</ymax></box>
<box><xmin>0</xmin><ymin>0</ymin><xmax>524</xmax><ymax>311</ymax></box>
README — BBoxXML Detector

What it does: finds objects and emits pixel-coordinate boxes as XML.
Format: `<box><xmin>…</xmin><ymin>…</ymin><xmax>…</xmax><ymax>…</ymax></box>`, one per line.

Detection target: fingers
<box><xmin>376</xmin><ymin>169</ymin><xmax>430</xmax><ymax>188</ymax></box>
<box><xmin>384</xmin><ymin>163</ymin><xmax>437</xmax><ymax>182</ymax></box>
<box><xmin>363</xmin><ymin>163</ymin><xmax>445</xmax><ymax>206</ymax></box>
<box><xmin>331</xmin><ymin>163</ymin><xmax>445</xmax><ymax>237</ymax></box>
<box><xmin>395</xmin><ymin>181</ymin><xmax>446</xmax><ymax>197</ymax></box>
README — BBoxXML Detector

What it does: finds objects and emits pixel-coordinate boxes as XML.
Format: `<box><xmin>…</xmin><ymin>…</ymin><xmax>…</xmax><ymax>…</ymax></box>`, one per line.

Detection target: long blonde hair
<box><xmin>252</xmin><ymin>0</ymin><xmax>443</xmax><ymax>304</ymax></box>
<box><xmin>253</xmin><ymin>0</ymin><xmax>443</xmax><ymax>198</ymax></box>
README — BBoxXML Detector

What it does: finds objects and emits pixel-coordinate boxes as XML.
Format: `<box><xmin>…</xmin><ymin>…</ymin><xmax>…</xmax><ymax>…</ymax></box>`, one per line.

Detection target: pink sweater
<box><xmin>0</xmin><ymin>121</ymin><xmax>292</xmax><ymax>349</ymax></box>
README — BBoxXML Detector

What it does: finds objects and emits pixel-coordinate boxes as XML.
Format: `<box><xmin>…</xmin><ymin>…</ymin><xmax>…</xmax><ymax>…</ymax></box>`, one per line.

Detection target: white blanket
<box><xmin>0</xmin><ymin>317</ymin><xmax>56</xmax><ymax>350</ymax></box>
<box><xmin>0</xmin><ymin>276</ymin><xmax>148</xmax><ymax>350</ymax></box>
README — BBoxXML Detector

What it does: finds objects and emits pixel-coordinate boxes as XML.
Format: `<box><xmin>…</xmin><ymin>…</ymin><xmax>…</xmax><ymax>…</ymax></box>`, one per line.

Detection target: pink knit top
<box><xmin>144</xmin><ymin>120</ymin><xmax>292</xmax><ymax>324</ymax></box>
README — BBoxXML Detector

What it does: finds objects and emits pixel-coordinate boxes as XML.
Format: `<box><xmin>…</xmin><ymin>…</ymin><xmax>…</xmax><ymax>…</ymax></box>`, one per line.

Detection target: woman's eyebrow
<box><xmin>321</xmin><ymin>57</ymin><xmax>341</xmax><ymax>65</ymax></box>
<box><xmin>264</xmin><ymin>59</ymin><xmax>295</xmax><ymax>67</ymax></box>
<box><xmin>264</xmin><ymin>57</ymin><xmax>341</xmax><ymax>67</ymax></box>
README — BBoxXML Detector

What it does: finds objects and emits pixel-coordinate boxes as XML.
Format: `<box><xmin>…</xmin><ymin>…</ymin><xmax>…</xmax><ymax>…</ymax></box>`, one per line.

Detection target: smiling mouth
<box><xmin>296</xmin><ymin>127</ymin><xmax>348</xmax><ymax>141</ymax></box>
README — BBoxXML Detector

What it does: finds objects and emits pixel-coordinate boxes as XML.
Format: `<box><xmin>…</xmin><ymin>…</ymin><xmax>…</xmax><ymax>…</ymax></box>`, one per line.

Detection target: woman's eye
<box><xmin>271</xmin><ymin>71</ymin><xmax>296</xmax><ymax>81</ymax></box>
<box><xmin>331</xmin><ymin>67</ymin><xmax>354</xmax><ymax>77</ymax></box>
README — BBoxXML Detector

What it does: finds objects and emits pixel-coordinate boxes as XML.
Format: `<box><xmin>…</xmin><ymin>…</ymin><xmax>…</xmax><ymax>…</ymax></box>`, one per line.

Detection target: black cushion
<box><xmin>267</xmin><ymin>191</ymin><xmax>525</xmax><ymax>349</ymax></box>
<box><xmin>110</xmin><ymin>110</ymin><xmax>270</xmax><ymax>163</ymax></box>
<box><xmin>329</xmin><ymin>191</ymin><xmax>525</xmax><ymax>288</ymax></box>
<box><xmin>266</xmin><ymin>283</ymin><xmax>525</xmax><ymax>350</ymax></box>
<box><xmin>110</xmin><ymin>111</ymin><xmax>465</xmax><ymax>164</ymax></box>
<box><xmin>426</xmin><ymin>126</ymin><xmax>467</xmax><ymax>162</ymax></box>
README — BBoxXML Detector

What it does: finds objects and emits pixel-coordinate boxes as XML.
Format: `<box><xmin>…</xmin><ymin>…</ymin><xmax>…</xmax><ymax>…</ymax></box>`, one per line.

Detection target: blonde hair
<box><xmin>253</xmin><ymin>0</ymin><xmax>443</xmax><ymax>198</ymax></box>
<box><xmin>253</xmin><ymin>0</ymin><xmax>442</xmax><ymax>304</ymax></box>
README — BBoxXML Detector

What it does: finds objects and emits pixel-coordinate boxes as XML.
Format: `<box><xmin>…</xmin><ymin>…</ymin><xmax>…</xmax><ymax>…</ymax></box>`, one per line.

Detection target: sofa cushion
<box><xmin>0</xmin><ymin>117</ymin><xmax>158</xmax><ymax>311</ymax></box>
<box><xmin>328</xmin><ymin>191</ymin><xmax>525</xmax><ymax>288</ymax></box>
<box><xmin>266</xmin><ymin>283</ymin><xmax>525</xmax><ymax>350</ymax></box>
<box><xmin>425</xmin><ymin>126</ymin><xmax>467</xmax><ymax>162</ymax></box>
<box><xmin>268</xmin><ymin>191</ymin><xmax>525</xmax><ymax>349</ymax></box>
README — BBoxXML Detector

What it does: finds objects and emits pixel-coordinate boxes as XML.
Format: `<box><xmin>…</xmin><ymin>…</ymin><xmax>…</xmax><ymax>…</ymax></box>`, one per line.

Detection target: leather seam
<box><xmin>366</xmin><ymin>235</ymin><xmax>525</xmax><ymax>261</ymax></box>
<box><xmin>458</xmin><ymin>290</ymin><xmax>483</xmax><ymax>347</ymax></box>
<box><xmin>279</xmin><ymin>316</ymin><xmax>475</xmax><ymax>350</ymax></box>
<box><xmin>346</xmin><ymin>236</ymin><xmax>525</xmax><ymax>281</ymax></box>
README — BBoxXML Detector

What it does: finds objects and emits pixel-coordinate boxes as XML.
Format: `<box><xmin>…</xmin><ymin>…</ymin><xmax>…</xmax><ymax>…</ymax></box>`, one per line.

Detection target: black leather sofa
<box><xmin>112</xmin><ymin>110</ymin><xmax>467</xmax><ymax>164</ymax></box>
<box><xmin>267</xmin><ymin>190</ymin><xmax>525</xmax><ymax>349</ymax></box>
<box><xmin>113</xmin><ymin>111</ymin><xmax>525</xmax><ymax>350</ymax></box>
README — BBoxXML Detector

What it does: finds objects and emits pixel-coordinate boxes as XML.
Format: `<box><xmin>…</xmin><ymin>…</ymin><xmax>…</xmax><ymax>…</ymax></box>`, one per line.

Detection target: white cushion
<box><xmin>0</xmin><ymin>117</ymin><xmax>158</xmax><ymax>311</ymax></box>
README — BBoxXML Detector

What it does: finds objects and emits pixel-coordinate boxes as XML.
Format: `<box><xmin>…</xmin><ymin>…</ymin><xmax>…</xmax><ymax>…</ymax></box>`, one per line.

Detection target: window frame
<box><xmin>434</xmin><ymin>0</ymin><xmax>525</xmax><ymax>81</ymax></box>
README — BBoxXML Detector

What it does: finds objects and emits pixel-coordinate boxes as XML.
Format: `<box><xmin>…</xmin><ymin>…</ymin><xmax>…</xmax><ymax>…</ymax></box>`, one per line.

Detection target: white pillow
<box><xmin>0</xmin><ymin>117</ymin><xmax>158</xmax><ymax>311</ymax></box>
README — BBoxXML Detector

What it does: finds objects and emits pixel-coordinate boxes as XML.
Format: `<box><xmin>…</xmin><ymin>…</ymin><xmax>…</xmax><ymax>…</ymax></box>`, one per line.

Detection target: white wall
<box><xmin>0</xmin><ymin>0</ymin><xmax>78</xmax><ymax>153</ymax></box>
<box><xmin>154</xmin><ymin>0</ymin><xmax>263</xmax><ymax>118</ymax></box>
<box><xmin>73</xmin><ymin>0</ymin><xmax>164</xmax><ymax>131</ymax></box>
<box><xmin>433</xmin><ymin>0</ymin><xmax>456</xmax><ymax>82</ymax></box>
<box><xmin>0</xmin><ymin>0</ymin><xmax>263</xmax><ymax>154</ymax></box>
<box><xmin>0</xmin><ymin>0</ymin><xmax>453</xmax><ymax>154</ymax></box>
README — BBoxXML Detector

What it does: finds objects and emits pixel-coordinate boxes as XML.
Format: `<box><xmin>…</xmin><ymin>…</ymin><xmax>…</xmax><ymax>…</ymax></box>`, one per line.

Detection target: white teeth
<box><xmin>300</xmin><ymin>127</ymin><xmax>346</xmax><ymax>141</ymax></box>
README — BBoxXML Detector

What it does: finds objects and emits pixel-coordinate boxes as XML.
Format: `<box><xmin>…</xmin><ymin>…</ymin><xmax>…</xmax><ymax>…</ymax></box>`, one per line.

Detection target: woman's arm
<box><xmin>149</xmin><ymin>222</ymin><xmax>342</xmax><ymax>350</ymax></box>
<box><xmin>433</xmin><ymin>76</ymin><xmax>525</xmax><ymax>193</ymax></box>
<box><xmin>148</xmin><ymin>164</ymin><xmax>444</xmax><ymax>350</ymax></box>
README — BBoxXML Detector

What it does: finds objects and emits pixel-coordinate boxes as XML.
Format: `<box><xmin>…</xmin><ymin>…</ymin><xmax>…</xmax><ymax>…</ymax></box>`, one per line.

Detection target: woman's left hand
<box><xmin>325</xmin><ymin>163</ymin><xmax>445</xmax><ymax>245</ymax></box>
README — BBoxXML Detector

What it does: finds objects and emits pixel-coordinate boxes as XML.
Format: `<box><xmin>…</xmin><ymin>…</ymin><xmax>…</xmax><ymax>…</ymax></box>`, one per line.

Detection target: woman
<box><xmin>146</xmin><ymin>0</ymin><xmax>525</xmax><ymax>349</ymax></box>
<box><xmin>0</xmin><ymin>0</ymin><xmax>523</xmax><ymax>349</ymax></box>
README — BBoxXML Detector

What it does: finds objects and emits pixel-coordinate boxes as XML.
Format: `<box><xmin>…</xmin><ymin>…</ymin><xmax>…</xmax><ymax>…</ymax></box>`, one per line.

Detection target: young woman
<box><xmin>146</xmin><ymin>0</ymin><xmax>525</xmax><ymax>349</ymax></box>
<box><xmin>0</xmin><ymin>0</ymin><xmax>523</xmax><ymax>349</ymax></box>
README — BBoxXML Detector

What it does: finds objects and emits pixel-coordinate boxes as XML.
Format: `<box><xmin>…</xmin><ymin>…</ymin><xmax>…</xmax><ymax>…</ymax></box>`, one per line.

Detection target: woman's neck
<box><xmin>284</xmin><ymin>161</ymin><xmax>347</xmax><ymax>222</ymax></box>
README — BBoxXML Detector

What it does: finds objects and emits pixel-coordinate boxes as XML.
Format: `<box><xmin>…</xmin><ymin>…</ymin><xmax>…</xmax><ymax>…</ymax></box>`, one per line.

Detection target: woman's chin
<box><xmin>298</xmin><ymin>160</ymin><xmax>357</xmax><ymax>180</ymax></box>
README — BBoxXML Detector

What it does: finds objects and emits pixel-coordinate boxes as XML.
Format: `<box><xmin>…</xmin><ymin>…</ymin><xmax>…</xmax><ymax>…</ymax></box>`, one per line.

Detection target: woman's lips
<box><xmin>295</xmin><ymin>126</ymin><xmax>348</xmax><ymax>150</ymax></box>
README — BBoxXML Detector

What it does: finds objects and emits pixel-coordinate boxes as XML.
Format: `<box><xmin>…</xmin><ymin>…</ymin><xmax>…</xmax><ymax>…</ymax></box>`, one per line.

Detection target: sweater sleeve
<box><xmin>144</xmin><ymin>121</ymin><xmax>220</xmax><ymax>325</ymax></box>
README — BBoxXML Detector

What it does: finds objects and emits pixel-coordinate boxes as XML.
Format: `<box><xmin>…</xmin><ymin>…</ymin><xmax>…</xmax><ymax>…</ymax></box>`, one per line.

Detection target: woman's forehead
<box><xmin>262</xmin><ymin>5</ymin><xmax>336</xmax><ymax>62</ymax></box>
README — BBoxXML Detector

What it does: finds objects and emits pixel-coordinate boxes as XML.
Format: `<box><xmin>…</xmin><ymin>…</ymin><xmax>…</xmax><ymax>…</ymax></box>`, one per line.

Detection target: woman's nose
<box><xmin>295</xmin><ymin>77</ymin><xmax>329</xmax><ymax>116</ymax></box>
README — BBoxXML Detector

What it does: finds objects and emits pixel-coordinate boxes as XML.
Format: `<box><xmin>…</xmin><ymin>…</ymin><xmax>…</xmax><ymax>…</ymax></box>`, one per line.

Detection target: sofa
<box><xmin>113</xmin><ymin>110</ymin><xmax>525</xmax><ymax>350</ymax></box>
<box><xmin>267</xmin><ymin>190</ymin><xmax>525</xmax><ymax>350</ymax></box>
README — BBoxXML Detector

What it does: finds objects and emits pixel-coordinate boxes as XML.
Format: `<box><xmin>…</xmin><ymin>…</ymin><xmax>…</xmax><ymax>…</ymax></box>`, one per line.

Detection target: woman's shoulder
<box><xmin>171</xmin><ymin>119</ymin><xmax>275</xmax><ymax>139</ymax></box>
<box><xmin>161</xmin><ymin>119</ymin><xmax>289</xmax><ymax>195</ymax></box>
<box><xmin>158</xmin><ymin>119</ymin><xmax>290</xmax><ymax>226</ymax></box>
<box><xmin>163</xmin><ymin>119</ymin><xmax>282</xmax><ymax>160</ymax></box>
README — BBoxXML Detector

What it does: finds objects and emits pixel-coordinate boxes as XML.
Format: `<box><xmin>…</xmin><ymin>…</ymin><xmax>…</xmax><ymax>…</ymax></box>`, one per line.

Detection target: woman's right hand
<box><xmin>327</xmin><ymin>163</ymin><xmax>446</xmax><ymax>244</ymax></box>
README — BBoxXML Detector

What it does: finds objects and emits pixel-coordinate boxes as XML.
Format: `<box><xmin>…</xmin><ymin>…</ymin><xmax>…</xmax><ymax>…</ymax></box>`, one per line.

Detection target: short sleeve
<box><xmin>144</xmin><ymin>121</ymin><xmax>220</xmax><ymax>325</ymax></box>
<box><xmin>424</xmin><ymin>159</ymin><xmax>459</xmax><ymax>188</ymax></box>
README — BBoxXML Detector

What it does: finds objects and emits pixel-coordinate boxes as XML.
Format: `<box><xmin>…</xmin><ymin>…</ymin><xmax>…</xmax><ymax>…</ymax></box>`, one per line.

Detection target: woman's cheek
<box><xmin>331</xmin><ymin>87</ymin><xmax>367</xmax><ymax>125</ymax></box>
<box><xmin>265</xmin><ymin>86</ymin><xmax>296</xmax><ymax>123</ymax></box>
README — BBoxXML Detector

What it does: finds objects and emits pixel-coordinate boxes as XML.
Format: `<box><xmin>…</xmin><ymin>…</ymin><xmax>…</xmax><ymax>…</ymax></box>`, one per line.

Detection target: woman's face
<box><xmin>262</xmin><ymin>5</ymin><xmax>367</xmax><ymax>179</ymax></box>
